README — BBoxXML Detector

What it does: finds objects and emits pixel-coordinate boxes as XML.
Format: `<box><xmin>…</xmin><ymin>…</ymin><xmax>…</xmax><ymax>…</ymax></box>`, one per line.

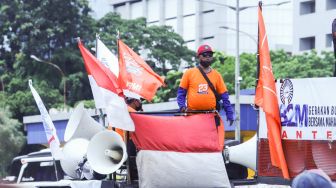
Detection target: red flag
<box><xmin>131</xmin><ymin>113</ymin><xmax>222</xmax><ymax>152</ymax></box>
<box><xmin>118</xmin><ymin>40</ymin><xmax>165</xmax><ymax>101</ymax></box>
<box><xmin>78</xmin><ymin>41</ymin><xmax>135</xmax><ymax>131</ymax></box>
<box><xmin>130</xmin><ymin>113</ymin><xmax>230</xmax><ymax>187</ymax></box>
<box><xmin>255</xmin><ymin>6</ymin><xmax>289</xmax><ymax>179</ymax></box>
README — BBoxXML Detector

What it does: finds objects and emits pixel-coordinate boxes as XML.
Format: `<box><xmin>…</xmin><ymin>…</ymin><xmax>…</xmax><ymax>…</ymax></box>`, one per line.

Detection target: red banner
<box><xmin>131</xmin><ymin>113</ymin><xmax>223</xmax><ymax>152</ymax></box>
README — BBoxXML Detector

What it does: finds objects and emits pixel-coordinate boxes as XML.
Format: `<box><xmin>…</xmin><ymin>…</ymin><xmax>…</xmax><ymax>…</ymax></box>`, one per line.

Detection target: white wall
<box><xmin>293</xmin><ymin>0</ymin><xmax>336</xmax><ymax>54</ymax></box>
<box><xmin>95</xmin><ymin>0</ymin><xmax>293</xmax><ymax>55</ymax></box>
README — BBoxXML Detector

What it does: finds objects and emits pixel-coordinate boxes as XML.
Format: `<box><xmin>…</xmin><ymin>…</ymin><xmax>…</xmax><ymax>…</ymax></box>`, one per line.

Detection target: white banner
<box><xmin>259</xmin><ymin>77</ymin><xmax>336</xmax><ymax>141</ymax></box>
<box><xmin>29</xmin><ymin>80</ymin><xmax>63</xmax><ymax>159</ymax></box>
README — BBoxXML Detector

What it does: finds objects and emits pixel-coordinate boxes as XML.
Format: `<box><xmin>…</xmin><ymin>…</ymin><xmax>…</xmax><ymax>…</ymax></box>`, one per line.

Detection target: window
<box><xmin>147</xmin><ymin>0</ymin><xmax>159</xmax><ymax>23</ymax></box>
<box><xmin>183</xmin><ymin>15</ymin><xmax>196</xmax><ymax>41</ymax></box>
<box><xmin>165</xmin><ymin>0</ymin><xmax>177</xmax><ymax>19</ymax></box>
<box><xmin>326</xmin><ymin>0</ymin><xmax>336</xmax><ymax>10</ymax></box>
<box><xmin>130</xmin><ymin>1</ymin><xmax>143</xmax><ymax>19</ymax></box>
<box><xmin>299</xmin><ymin>36</ymin><xmax>315</xmax><ymax>51</ymax></box>
<box><xmin>300</xmin><ymin>1</ymin><xmax>315</xmax><ymax>15</ymax></box>
<box><xmin>202</xmin><ymin>11</ymin><xmax>215</xmax><ymax>38</ymax></box>
<box><xmin>326</xmin><ymin>34</ymin><xmax>333</xmax><ymax>47</ymax></box>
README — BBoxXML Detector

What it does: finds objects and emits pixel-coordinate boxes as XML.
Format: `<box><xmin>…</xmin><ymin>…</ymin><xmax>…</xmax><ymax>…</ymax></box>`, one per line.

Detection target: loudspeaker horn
<box><xmin>60</xmin><ymin>138</ymin><xmax>89</xmax><ymax>179</ymax></box>
<box><xmin>64</xmin><ymin>103</ymin><xmax>104</xmax><ymax>142</ymax></box>
<box><xmin>224</xmin><ymin>134</ymin><xmax>257</xmax><ymax>171</ymax></box>
<box><xmin>87</xmin><ymin>130</ymin><xmax>127</xmax><ymax>175</ymax></box>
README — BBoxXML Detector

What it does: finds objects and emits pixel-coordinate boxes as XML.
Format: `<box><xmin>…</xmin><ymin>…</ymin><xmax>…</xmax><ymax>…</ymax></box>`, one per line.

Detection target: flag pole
<box><xmin>96</xmin><ymin>34</ymin><xmax>117</xmax><ymax>181</ymax></box>
<box><xmin>256</xmin><ymin>2</ymin><xmax>262</xmax><ymax>89</ymax></box>
<box><xmin>29</xmin><ymin>79</ymin><xmax>61</xmax><ymax>181</ymax></box>
<box><xmin>95</xmin><ymin>33</ymin><xmax>107</xmax><ymax>128</ymax></box>
<box><xmin>117</xmin><ymin>30</ymin><xmax>132</xmax><ymax>184</ymax></box>
<box><xmin>253</xmin><ymin>1</ymin><xmax>263</xmax><ymax>180</ymax></box>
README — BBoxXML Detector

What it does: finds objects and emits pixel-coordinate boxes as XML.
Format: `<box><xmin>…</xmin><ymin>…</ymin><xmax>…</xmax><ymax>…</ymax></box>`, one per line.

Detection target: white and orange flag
<box><xmin>118</xmin><ymin>40</ymin><xmax>165</xmax><ymax>101</ymax></box>
<box><xmin>78</xmin><ymin>41</ymin><xmax>135</xmax><ymax>131</ymax></box>
<box><xmin>254</xmin><ymin>5</ymin><xmax>289</xmax><ymax>179</ymax></box>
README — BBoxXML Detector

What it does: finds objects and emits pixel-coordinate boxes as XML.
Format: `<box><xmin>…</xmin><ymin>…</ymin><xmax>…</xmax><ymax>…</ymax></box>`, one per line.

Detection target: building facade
<box><xmin>293</xmin><ymin>0</ymin><xmax>336</xmax><ymax>54</ymax></box>
<box><xmin>89</xmin><ymin>0</ymin><xmax>293</xmax><ymax>55</ymax></box>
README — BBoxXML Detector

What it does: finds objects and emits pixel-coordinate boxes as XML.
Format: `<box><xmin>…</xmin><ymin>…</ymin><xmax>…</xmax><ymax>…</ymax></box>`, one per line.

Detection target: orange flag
<box><xmin>255</xmin><ymin>5</ymin><xmax>289</xmax><ymax>179</ymax></box>
<box><xmin>118</xmin><ymin>40</ymin><xmax>165</xmax><ymax>101</ymax></box>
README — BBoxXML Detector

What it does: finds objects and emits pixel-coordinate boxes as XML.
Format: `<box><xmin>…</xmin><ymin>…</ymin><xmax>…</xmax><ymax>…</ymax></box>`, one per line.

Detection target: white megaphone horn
<box><xmin>60</xmin><ymin>138</ymin><xmax>89</xmax><ymax>179</ymax></box>
<box><xmin>224</xmin><ymin>134</ymin><xmax>257</xmax><ymax>171</ymax></box>
<box><xmin>87</xmin><ymin>130</ymin><xmax>127</xmax><ymax>175</ymax></box>
<box><xmin>64</xmin><ymin>103</ymin><xmax>104</xmax><ymax>142</ymax></box>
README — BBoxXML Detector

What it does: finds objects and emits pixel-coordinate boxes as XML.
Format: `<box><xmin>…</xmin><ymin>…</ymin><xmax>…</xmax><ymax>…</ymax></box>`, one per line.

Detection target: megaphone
<box><xmin>60</xmin><ymin>138</ymin><xmax>89</xmax><ymax>179</ymax></box>
<box><xmin>87</xmin><ymin>130</ymin><xmax>127</xmax><ymax>175</ymax></box>
<box><xmin>64</xmin><ymin>103</ymin><xmax>104</xmax><ymax>142</ymax></box>
<box><xmin>224</xmin><ymin>134</ymin><xmax>257</xmax><ymax>171</ymax></box>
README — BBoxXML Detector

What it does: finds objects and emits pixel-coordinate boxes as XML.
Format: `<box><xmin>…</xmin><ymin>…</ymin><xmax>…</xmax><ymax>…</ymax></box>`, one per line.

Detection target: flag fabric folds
<box><xmin>255</xmin><ymin>6</ymin><xmax>289</xmax><ymax>179</ymax></box>
<box><xmin>29</xmin><ymin>80</ymin><xmax>63</xmax><ymax>159</ymax></box>
<box><xmin>87</xmin><ymin>38</ymin><xmax>119</xmax><ymax>109</ymax></box>
<box><xmin>78</xmin><ymin>41</ymin><xmax>135</xmax><ymax>131</ymax></box>
<box><xmin>118</xmin><ymin>40</ymin><xmax>165</xmax><ymax>101</ymax></box>
<box><xmin>97</xmin><ymin>38</ymin><xmax>141</xmax><ymax>100</ymax></box>
<box><xmin>96</xmin><ymin>38</ymin><xmax>119</xmax><ymax>78</ymax></box>
<box><xmin>131</xmin><ymin>113</ymin><xmax>230</xmax><ymax>187</ymax></box>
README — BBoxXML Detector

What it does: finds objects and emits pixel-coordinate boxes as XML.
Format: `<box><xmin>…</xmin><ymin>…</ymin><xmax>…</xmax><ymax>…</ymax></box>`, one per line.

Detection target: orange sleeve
<box><xmin>179</xmin><ymin>69</ymin><xmax>190</xmax><ymax>89</ymax></box>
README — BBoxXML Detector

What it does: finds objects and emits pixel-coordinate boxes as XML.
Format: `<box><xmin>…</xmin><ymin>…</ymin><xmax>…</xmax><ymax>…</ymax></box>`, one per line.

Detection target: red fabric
<box><xmin>78</xmin><ymin>41</ymin><xmax>123</xmax><ymax>96</ymax></box>
<box><xmin>118</xmin><ymin>40</ymin><xmax>165</xmax><ymax>101</ymax></box>
<box><xmin>130</xmin><ymin>113</ymin><xmax>222</xmax><ymax>152</ymax></box>
<box><xmin>255</xmin><ymin>7</ymin><xmax>289</xmax><ymax>179</ymax></box>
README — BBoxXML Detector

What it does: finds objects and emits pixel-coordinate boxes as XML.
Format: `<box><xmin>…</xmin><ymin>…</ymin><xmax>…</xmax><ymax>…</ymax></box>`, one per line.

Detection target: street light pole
<box><xmin>235</xmin><ymin>0</ymin><xmax>241</xmax><ymax>142</ymax></box>
<box><xmin>199</xmin><ymin>0</ymin><xmax>290</xmax><ymax>142</ymax></box>
<box><xmin>30</xmin><ymin>55</ymin><xmax>66</xmax><ymax>109</ymax></box>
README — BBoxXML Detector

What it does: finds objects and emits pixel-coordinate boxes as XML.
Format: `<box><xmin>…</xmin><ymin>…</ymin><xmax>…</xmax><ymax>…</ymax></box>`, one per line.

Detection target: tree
<box><xmin>96</xmin><ymin>13</ymin><xmax>195</xmax><ymax>76</ymax></box>
<box><xmin>210</xmin><ymin>50</ymin><xmax>334</xmax><ymax>95</ymax></box>
<box><xmin>272</xmin><ymin>50</ymin><xmax>334</xmax><ymax>78</ymax></box>
<box><xmin>0</xmin><ymin>0</ymin><xmax>96</xmax><ymax>120</ymax></box>
<box><xmin>0</xmin><ymin>106</ymin><xmax>25</xmax><ymax>177</ymax></box>
<box><xmin>152</xmin><ymin>70</ymin><xmax>183</xmax><ymax>103</ymax></box>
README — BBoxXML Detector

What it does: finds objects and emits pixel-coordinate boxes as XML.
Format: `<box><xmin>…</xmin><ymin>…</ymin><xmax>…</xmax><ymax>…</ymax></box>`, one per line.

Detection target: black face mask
<box><xmin>200</xmin><ymin>60</ymin><xmax>212</xmax><ymax>68</ymax></box>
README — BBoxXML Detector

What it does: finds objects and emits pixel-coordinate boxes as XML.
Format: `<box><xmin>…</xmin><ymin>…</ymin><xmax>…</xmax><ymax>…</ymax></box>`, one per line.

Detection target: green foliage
<box><xmin>211</xmin><ymin>51</ymin><xmax>257</xmax><ymax>94</ymax></box>
<box><xmin>272</xmin><ymin>50</ymin><xmax>334</xmax><ymax>78</ymax></box>
<box><xmin>152</xmin><ymin>70</ymin><xmax>183</xmax><ymax>103</ymax></box>
<box><xmin>0</xmin><ymin>0</ymin><xmax>95</xmax><ymax>120</ymax></box>
<box><xmin>6</xmin><ymin>80</ymin><xmax>63</xmax><ymax>120</ymax></box>
<box><xmin>212</xmin><ymin>51</ymin><xmax>235</xmax><ymax>94</ymax></box>
<box><xmin>209</xmin><ymin>50</ymin><xmax>334</xmax><ymax>95</ymax></box>
<box><xmin>1</xmin><ymin>0</ymin><xmax>196</xmax><ymax>119</ymax></box>
<box><xmin>96</xmin><ymin>13</ymin><xmax>195</xmax><ymax>75</ymax></box>
<box><xmin>0</xmin><ymin>107</ymin><xmax>25</xmax><ymax>177</ymax></box>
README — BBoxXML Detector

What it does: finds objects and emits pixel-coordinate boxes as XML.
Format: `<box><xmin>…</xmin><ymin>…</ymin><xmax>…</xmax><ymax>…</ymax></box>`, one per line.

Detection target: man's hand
<box><xmin>229</xmin><ymin>119</ymin><xmax>234</xmax><ymax>126</ymax></box>
<box><xmin>180</xmin><ymin>106</ymin><xmax>188</xmax><ymax>113</ymax></box>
